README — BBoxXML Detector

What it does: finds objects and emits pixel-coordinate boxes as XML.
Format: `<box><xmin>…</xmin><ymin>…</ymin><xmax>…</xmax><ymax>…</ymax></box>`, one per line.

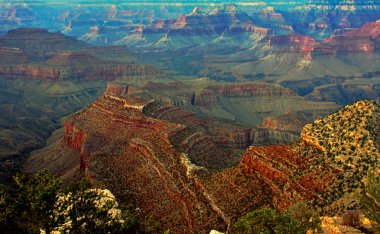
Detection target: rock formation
<box><xmin>0</xmin><ymin>28</ymin><xmax>164</xmax><ymax>183</ymax></box>
<box><xmin>25</xmin><ymin>88</ymin><xmax>380</xmax><ymax>232</ymax></box>
<box><xmin>0</xmin><ymin>29</ymin><xmax>163</xmax><ymax>82</ymax></box>
<box><xmin>132</xmin><ymin>80</ymin><xmax>339</xmax><ymax>128</ymax></box>
<box><xmin>260</xmin><ymin>111</ymin><xmax>310</xmax><ymax>133</ymax></box>
<box><xmin>78</xmin><ymin>26</ymin><xmax>107</xmax><ymax>45</ymax></box>
<box><xmin>1</xmin><ymin>3</ymin><xmax>379</xmax><ymax>231</ymax></box>
<box><xmin>26</xmin><ymin>93</ymin><xmax>274</xmax><ymax>232</ymax></box>
<box><xmin>267</xmin><ymin>21</ymin><xmax>380</xmax><ymax>57</ymax></box>
<box><xmin>0</xmin><ymin>46</ymin><xmax>28</xmax><ymax>64</ymax></box>
<box><xmin>142</xmin><ymin>4</ymin><xmax>254</xmax><ymax>35</ymax></box>
<box><xmin>0</xmin><ymin>63</ymin><xmax>161</xmax><ymax>81</ymax></box>
<box><xmin>242</xmin><ymin>100</ymin><xmax>380</xmax><ymax>213</ymax></box>
<box><xmin>0</xmin><ymin>28</ymin><xmax>87</xmax><ymax>61</ymax></box>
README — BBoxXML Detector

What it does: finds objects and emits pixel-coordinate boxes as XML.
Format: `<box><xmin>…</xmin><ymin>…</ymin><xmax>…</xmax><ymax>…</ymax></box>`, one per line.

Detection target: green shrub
<box><xmin>0</xmin><ymin>169</ymin><xmax>157</xmax><ymax>233</ymax></box>
<box><xmin>284</xmin><ymin>201</ymin><xmax>321</xmax><ymax>232</ymax></box>
<box><xmin>233</xmin><ymin>207</ymin><xmax>314</xmax><ymax>234</ymax></box>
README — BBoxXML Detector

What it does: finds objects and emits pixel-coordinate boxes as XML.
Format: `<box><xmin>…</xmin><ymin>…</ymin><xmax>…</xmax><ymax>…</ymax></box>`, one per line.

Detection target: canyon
<box><xmin>0</xmin><ymin>1</ymin><xmax>379</xmax><ymax>232</ymax></box>
<box><xmin>0</xmin><ymin>27</ymin><xmax>344</xmax><ymax>185</ymax></box>
<box><xmin>0</xmin><ymin>28</ymin><xmax>164</xmax><ymax>183</ymax></box>
<box><xmin>25</xmin><ymin>92</ymin><xmax>380</xmax><ymax>232</ymax></box>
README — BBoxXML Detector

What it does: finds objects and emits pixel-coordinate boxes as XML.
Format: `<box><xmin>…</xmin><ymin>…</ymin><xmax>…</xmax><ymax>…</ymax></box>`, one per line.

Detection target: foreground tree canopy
<box><xmin>0</xmin><ymin>169</ymin><xmax>159</xmax><ymax>234</ymax></box>
<box><xmin>233</xmin><ymin>203</ymin><xmax>321</xmax><ymax>234</ymax></box>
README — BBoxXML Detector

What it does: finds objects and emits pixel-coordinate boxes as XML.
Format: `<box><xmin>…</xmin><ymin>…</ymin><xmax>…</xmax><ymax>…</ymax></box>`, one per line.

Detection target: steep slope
<box><xmin>0</xmin><ymin>28</ymin><xmax>165</xmax><ymax>183</ymax></box>
<box><xmin>128</xmin><ymin>80</ymin><xmax>339</xmax><ymax>129</ymax></box>
<box><xmin>201</xmin><ymin>21</ymin><xmax>380</xmax><ymax>107</ymax></box>
<box><xmin>0</xmin><ymin>28</ymin><xmax>162</xmax><ymax>82</ymax></box>
<box><xmin>116</xmin><ymin>4</ymin><xmax>271</xmax><ymax>51</ymax></box>
<box><xmin>241</xmin><ymin>100</ymin><xmax>380</xmax><ymax>213</ymax></box>
<box><xmin>78</xmin><ymin>26</ymin><xmax>108</xmax><ymax>45</ymax></box>
<box><xmin>131</xmin><ymin>18</ymin><xmax>380</xmax><ymax>109</ymax></box>
<box><xmin>319</xmin><ymin>21</ymin><xmax>380</xmax><ymax>54</ymax></box>
<box><xmin>25</xmin><ymin>95</ymin><xmax>379</xmax><ymax>232</ymax></box>
<box><xmin>0</xmin><ymin>78</ymin><xmax>106</xmax><ymax>173</ymax></box>
<box><xmin>147</xmin><ymin>4</ymin><xmax>253</xmax><ymax>35</ymax></box>
<box><xmin>25</xmin><ymin>93</ymin><xmax>274</xmax><ymax>233</ymax></box>
<box><xmin>0</xmin><ymin>28</ymin><xmax>88</xmax><ymax>61</ymax></box>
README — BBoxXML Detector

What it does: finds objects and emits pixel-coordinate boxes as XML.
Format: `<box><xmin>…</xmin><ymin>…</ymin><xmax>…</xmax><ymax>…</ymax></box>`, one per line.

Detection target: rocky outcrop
<box><xmin>344</xmin><ymin>21</ymin><xmax>380</xmax><ymax>38</ymax></box>
<box><xmin>120</xmin><ymin>4</ymin><xmax>270</xmax><ymax>42</ymax></box>
<box><xmin>241</xmin><ymin>144</ymin><xmax>332</xmax><ymax>209</ymax></box>
<box><xmin>241</xmin><ymin>100</ymin><xmax>380</xmax><ymax>212</ymax></box>
<box><xmin>264</xmin><ymin>21</ymin><xmax>380</xmax><ymax>59</ymax></box>
<box><xmin>104</xmin><ymin>83</ymin><xmax>131</xmax><ymax>97</ymax></box>
<box><xmin>38</xmin><ymin>94</ymin><xmax>272</xmax><ymax>233</ymax></box>
<box><xmin>63</xmin><ymin>121</ymin><xmax>86</xmax><ymax>150</ymax></box>
<box><xmin>322</xmin><ymin>35</ymin><xmax>375</xmax><ymax>54</ymax></box>
<box><xmin>26</xmin><ymin>90</ymin><xmax>380</xmax><ymax>232</ymax></box>
<box><xmin>260</xmin><ymin>112</ymin><xmax>309</xmax><ymax>133</ymax></box>
<box><xmin>312</xmin><ymin>21</ymin><xmax>380</xmax><ymax>54</ymax></box>
<box><xmin>143</xmin><ymin>99</ymin><xmax>299</xmax><ymax>169</ymax></box>
<box><xmin>269</xmin><ymin>36</ymin><xmax>316</xmax><ymax>53</ymax></box>
<box><xmin>78</xmin><ymin>26</ymin><xmax>107</xmax><ymax>45</ymax></box>
<box><xmin>121</xmin><ymin>80</ymin><xmax>339</xmax><ymax>131</ymax></box>
<box><xmin>27</xmin><ymin>84</ymin><xmax>315</xmax><ymax>231</ymax></box>
<box><xmin>320</xmin><ymin>216</ymin><xmax>372</xmax><ymax>234</ymax></box>
<box><xmin>63</xmin><ymin>121</ymin><xmax>88</xmax><ymax>171</ymax></box>
<box><xmin>322</xmin><ymin>217</ymin><xmax>359</xmax><ymax>233</ymax></box>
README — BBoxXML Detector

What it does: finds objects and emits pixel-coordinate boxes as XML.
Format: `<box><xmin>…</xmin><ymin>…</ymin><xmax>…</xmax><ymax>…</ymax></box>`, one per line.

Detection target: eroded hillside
<box><xmin>25</xmin><ymin>87</ymin><xmax>380</xmax><ymax>232</ymax></box>
<box><xmin>242</xmin><ymin>100</ymin><xmax>380</xmax><ymax>214</ymax></box>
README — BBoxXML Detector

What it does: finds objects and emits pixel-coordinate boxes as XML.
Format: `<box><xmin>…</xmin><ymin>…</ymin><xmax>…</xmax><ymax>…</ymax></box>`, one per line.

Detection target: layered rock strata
<box><xmin>242</xmin><ymin>100</ymin><xmax>380</xmax><ymax>213</ymax></box>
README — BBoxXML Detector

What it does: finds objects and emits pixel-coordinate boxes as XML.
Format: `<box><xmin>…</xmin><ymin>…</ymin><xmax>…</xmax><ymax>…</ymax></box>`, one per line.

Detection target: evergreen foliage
<box><xmin>0</xmin><ymin>169</ymin><xmax>158</xmax><ymax>233</ymax></box>
<box><xmin>233</xmin><ymin>203</ymin><xmax>320</xmax><ymax>234</ymax></box>
<box><xmin>361</xmin><ymin>170</ymin><xmax>380</xmax><ymax>231</ymax></box>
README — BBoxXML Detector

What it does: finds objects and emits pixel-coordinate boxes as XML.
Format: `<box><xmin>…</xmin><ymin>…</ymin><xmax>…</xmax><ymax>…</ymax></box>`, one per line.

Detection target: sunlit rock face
<box><xmin>25</xmin><ymin>93</ymin><xmax>380</xmax><ymax>232</ymax></box>
<box><xmin>0</xmin><ymin>2</ymin><xmax>379</xmax><ymax>231</ymax></box>
<box><xmin>0</xmin><ymin>2</ymin><xmax>376</xmax><ymax>42</ymax></box>
<box><xmin>0</xmin><ymin>28</ymin><xmax>163</xmax><ymax>81</ymax></box>
<box><xmin>242</xmin><ymin>100</ymin><xmax>380</xmax><ymax>213</ymax></box>
<box><xmin>1</xmin><ymin>0</ymin><xmax>379</xmax><ymax>47</ymax></box>
<box><xmin>27</xmin><ymin>93</ymin><xmax>272</xmax><ymax>232</ymax></box>
<box><xmin>0</xmin><ymin>26</ymin><xmax>164</xmax><ymax>183</ymax></box>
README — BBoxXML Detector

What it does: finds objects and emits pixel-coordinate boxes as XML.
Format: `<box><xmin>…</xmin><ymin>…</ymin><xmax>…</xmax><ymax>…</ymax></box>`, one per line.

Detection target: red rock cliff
<box><xmin>0</xmin><ymin>63</ymin><xmax>160</xmax><ymax>81</ymax></box>
<box><xmin>63</xmin><ymin>121</ymin><xmax>89</xmax><ymax>171</ymax></box>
